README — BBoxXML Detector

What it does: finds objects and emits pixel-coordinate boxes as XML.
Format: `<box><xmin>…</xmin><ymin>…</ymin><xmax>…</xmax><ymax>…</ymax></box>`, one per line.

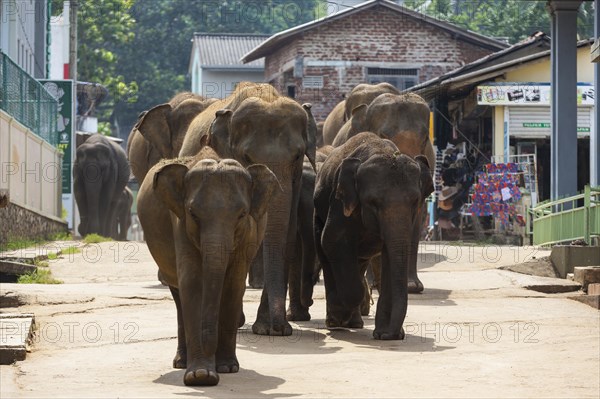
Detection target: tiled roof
<box><xmin>192</xmin><ymin>33</ymin><xmax>268</xmax><ymax>69</ymax></box>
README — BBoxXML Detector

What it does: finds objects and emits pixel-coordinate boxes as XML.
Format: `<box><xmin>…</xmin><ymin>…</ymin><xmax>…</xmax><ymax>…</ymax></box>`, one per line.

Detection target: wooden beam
<box><xmin>592</xmin><ymin>39</ymin><xmax>600</xmax><ymax>63</ymax></box>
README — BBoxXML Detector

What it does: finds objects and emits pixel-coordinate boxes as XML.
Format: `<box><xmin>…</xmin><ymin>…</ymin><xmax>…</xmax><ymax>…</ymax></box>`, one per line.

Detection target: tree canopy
<box><xmin>404</xmin><ymin>0</ymin><xmax>595</xmax><ymax>45</ymax></box>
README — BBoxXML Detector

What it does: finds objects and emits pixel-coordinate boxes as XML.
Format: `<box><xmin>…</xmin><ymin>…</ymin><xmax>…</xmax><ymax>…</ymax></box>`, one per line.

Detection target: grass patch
<box><xmin>62</xmin><ymin>246</ymin><xmax>81</xmax><ymax>255</ymax></box>
<box><xmin>34</xmin><ymin>259</ymin><xmax>49</xmax><ymax>267</ymax></box>
<box><xmin>2</xmin><ymin>238</ymin><xmax>41</xmax><ymax>252</ymax></box>
<box><xmin>17</xmin><ymin>269</ymin><xmax>62</xmax><ymax>284</ymax></box>
<box><xmin>47</xmin><ymin>252</ymin><xmax>59</xmax><ymax>260</ymax></box>
<box><xmin>83</xmin><ymin>234</ymin><xmax>113</xmax><ymax>244</ymax></box>
<box><xmin>51</xmin><ymin>231</ymin><xmax>72</xmax><ymax>241</ymax></box>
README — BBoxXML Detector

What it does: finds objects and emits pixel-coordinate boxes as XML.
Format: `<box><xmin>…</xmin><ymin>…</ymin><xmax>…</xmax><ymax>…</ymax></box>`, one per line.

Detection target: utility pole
<box><xmin>68</xmin><ymin>1</ymin><xmax>78</xmax><ymax>82</ymax></box>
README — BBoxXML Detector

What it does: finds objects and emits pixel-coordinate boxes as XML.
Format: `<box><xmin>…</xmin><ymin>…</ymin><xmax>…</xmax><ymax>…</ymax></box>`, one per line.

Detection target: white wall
<box><xmin>198</xmin><ymin>70</ymin><xmax>264</xmax><ymax>99</ymax></box>
<box><xmin>0</xmin><ymin>109</ymin><xmax>63</xmax><ymax>221</ymax></box>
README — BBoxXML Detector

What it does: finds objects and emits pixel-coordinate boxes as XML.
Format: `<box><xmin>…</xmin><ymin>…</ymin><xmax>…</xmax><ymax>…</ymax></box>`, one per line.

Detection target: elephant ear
<box><xmin>302</xmin><ymin>103</ymin><xmax>317</xmax><ymax>172</ymax></box>
<box><xmin>210</xmin><ymin>109</ymin><xmax>233</xmax><ymax>156</ymax></box>
<box><xmin>247</xmin><ymin>164</ymin><xmax>281</xmax><ymax>222</ymax></box>
<box><xmin>335</xmin><ymin>158</ymin><xmax>361</xmax><ymax>217</ymax></box>
<box><xmin>136</xmin><ymin>103</ymin><xmax>173</xmax><ymax>159</ymax></box>
<box><xmin>350</xmin><ymin>104</ymin><xmax>368</xmax><ymax>133</ymax></box>
<box><xmin>152</xmin><ymin>162</ymin><xmax>188</xmax><ymax>219</ymax></box>
<box><xmin>415</xmin><ymin>155</ymin><xmax>434</xmax><ymax>200</ymax></box>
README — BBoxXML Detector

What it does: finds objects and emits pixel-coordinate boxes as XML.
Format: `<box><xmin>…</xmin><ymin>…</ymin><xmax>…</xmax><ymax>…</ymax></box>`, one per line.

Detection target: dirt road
<box><xmin>1</xmin><ymin>241</ymin><xmax>598</xmax><ymax>398</ymax></box>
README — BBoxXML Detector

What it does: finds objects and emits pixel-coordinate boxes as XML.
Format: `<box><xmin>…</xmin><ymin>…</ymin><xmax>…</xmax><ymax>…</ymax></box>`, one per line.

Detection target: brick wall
<box><xmin>263</xmin><ymin>4</ymin><xmax>498</xmax><ymax>121</ymax></box>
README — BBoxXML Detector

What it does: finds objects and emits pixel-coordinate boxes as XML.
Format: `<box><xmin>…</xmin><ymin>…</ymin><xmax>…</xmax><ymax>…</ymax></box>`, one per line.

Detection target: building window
<box><xmin>302</xmin><ymin>76</ymin><xmax>324</xmax><ymax>89</ymax></box>
<box><xmin>287</xmin><ymin>85</ymin><xmax>296</xmax><ymax>98</ymax></box>
<box><xmin>366</xmin><ymin>68</ymin><xmax>419</xmax><ymax>90</ymax></box>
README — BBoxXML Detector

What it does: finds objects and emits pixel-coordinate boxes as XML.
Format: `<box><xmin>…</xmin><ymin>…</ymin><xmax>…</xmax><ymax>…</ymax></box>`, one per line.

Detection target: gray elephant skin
<box><xmin>137</xmin><ymin>145</ymin><xmax>279</xmax><ymax>386</ymax></box>
<box><xmin>331</xmin><ymin>91</ymin><xmax>435</xmax><ymax>293</ymax></box>
<box><xmin>179</xmin><ymin>82</ymin><xmax>316</xmax><ymax>336</ymax></box>
<box><xmin>314</xmin><ymin>132</ymin><xmax>433</xmax><ymax>339</ymax></box>
<box><xmin>114</xmin><ymin>187</ymin><xmax>133</xmax><ymax>240</ymax></box>
<box><xmin>73</xmin><ymin>134</ymin><xmax>130</xmax><ymax>238</ymax></box>
<box><xmin>127</xmin><ymin>92</ymin><xmax>217</xmax><ymax>183</ymax></box>
<box><xmin>322</xmin><ymin>83</ymin><xmax>400</xmax><ymax>146</ymax></box>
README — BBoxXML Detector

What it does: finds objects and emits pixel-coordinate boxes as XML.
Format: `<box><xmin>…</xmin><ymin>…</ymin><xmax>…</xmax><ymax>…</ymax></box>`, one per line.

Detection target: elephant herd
<box><xmin>77</xmin><ymin>82</ymin><xmax>434</xmax><ymax>386</ymax></box>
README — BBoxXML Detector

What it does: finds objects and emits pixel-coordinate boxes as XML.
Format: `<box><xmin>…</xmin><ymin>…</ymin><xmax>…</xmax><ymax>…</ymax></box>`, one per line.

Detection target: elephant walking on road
<box><xmin>73</xmin><ymin>134</ymin><xmax>130</xmax><ymax>238</ymax></box>
<box><xmin>137</xmin><ymin>145</ymin><xmax>279</xmax><ymax>386</ymax></box>
<box><xmin>314</xmin><ymin>132</ymin><xmax>433</xmax><ymax>339</ymax></box>
<box><xmin>179</xmin><ymin>82</ymin><xmax>316</xmax><ymax>337</ymax></box>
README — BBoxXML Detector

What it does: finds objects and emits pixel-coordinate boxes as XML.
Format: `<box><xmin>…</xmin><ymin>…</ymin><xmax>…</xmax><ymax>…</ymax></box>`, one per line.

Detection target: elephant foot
<box><xmin>248</xmin><ymin>281</ymin><xmax>263</xmax><ymax>289</ymax></box>
<box><xmin>286</xmin><ymin>306</ymin><xmax>311</xmax><ymax>321</ymax></box>
<box><xmin>238</xmin><ymin>311</ymin><xmax>246</xmax><ymax>328</ymax></box>
<box><xmin>184</xmin><ymin>367</ymin><xmax>219</xmax><ymax>386</ymax></box>
<box><xmin>216</xmin><ymin>356</ymin><xmax>239</xmax><ymax>373</ymax></box>
<box><xmin>373</xmin><ymin>327</ymin><xmax>405</xmax><ymax>341</ymax></box>
<box><xmin>173</xmin><ymin>349</ymin><xmax>186</xmax><ymax>369</ymax></box>
<box><xmin>252</xmin><ymin>319</ymin><xmax>293</xmax><ymax>336</ymax></box>
<box><xmin>326</xmin><ymin>310</ymin><xmax>363</xmax><ymax>329</ymax></box>
<box><xmin>408</xmin><ymin>277</ymin><xmax>424</xmax><ymax>294</ymax></box>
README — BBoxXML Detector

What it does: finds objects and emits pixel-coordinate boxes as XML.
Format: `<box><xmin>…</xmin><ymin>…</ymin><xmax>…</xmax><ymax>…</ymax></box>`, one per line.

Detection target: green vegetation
<box><xmin>62</xmin><ymin>246</ymin><xmax>81</xmax><ymax>255</ymax></box>
<box><xmin>51</xmin><ymin>0</ymin><xmax>323</xmax><ymax>138</ymax></box>
<box><xmin>17</xmin><ymin>269</ymin><xmax>63</xmax><ymax>285</ymax></box>
<box><xmin>1</xmin><ymin>238</ymin><xmax>41</xmax><ymax>252</ymax></box>
<box><xmin>47</xmin><ymin>252</ymin><xmax>59</xmax><ymax>261</ymax></box>
<box><xmin>83</xmin><ymin>234</ymin><xmax>113</xmax><ymax>244</ymax></box>
<box><xmin>405</xmin><ymin>0</ymin><xmax>595</xmax><ymax>44</ymax></box>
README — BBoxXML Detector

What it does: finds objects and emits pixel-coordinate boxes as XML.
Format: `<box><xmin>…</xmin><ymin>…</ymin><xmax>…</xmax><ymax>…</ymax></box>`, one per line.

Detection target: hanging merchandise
<box><xmin>469</xmin><ymin>163</ymin><xmax>523</xmax><ymax>228</ymax></box>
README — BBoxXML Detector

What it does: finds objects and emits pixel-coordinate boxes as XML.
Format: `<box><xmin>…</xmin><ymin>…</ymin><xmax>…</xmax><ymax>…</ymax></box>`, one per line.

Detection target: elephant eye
<box><xmin>239</xmin><ymin>210</ymin><xmax>248</xmax><ymax>219</ymax></box>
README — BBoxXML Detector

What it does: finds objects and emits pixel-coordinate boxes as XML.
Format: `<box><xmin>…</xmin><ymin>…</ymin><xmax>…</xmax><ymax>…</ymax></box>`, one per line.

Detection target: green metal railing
<box><xmin>530</xmin><ymin>185</ymin><xmax>600</xmax><ymax>246</ymax></box>
<box><xmin>0</xmin><ymin>51</ymin><xmax>58</xmax><ymax>145</ymax></box>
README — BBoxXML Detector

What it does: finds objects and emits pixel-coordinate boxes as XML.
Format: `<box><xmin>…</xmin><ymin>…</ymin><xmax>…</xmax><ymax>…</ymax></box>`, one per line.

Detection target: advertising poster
<box><xmin>477</xmin><ymin>83</ymin><xmax>594</xmax><ymax>106</ymax></box>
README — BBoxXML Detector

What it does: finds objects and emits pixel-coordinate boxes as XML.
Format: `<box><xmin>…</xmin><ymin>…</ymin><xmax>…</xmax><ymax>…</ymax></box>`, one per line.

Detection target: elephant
<box><xmin>322</xmin><ymin>83</ymin><xmax>400</xmax><ymax>145</ymax></box>
<box><xmin>314</xmin><ymin>132</ymin><xmax>433</xmax><ymax>339</ymax></box>
<box><xmin>286</xmin><ymin>149</ymin><xmax>330</xmax><ymax>321</ymax></box>
<box><xmin>331</xmin><ymin>92</ymin><xmax>435</xmax><ymax>293</ymax></box>
<box><xmin>113</xmin><ymin>186</ymin><xmax>133</xmax><ymax>241</ymax></box>
<box><xmin>126</xmin><ymin>92</ymin><xmax>217</xmax><ymax>183</ymax></box>
<box><xmin>137</xmin><ymin>144</ymin><xmax>279</xmax><ymax>386</ymax></box>
<box><xmin>73</xmin><ymin>134</ymin><xmax>130</xmax><ymax>238</ymax></box>
<box><xmin>179</xmin><ymin>82</ymin><xmax>316</xmax><ymax>336</ymax></box>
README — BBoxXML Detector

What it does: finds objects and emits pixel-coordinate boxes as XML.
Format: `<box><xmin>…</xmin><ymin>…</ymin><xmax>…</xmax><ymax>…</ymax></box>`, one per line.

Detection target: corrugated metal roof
<box><xmin>192</xmin><ymin>33</ymin><xmax>268</xmax><ymax>69</ymax></box>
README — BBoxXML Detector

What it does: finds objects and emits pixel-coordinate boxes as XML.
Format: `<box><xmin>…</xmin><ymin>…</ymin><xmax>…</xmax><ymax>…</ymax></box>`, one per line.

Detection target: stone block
<box><xmin>573</xmin><ymin>266</ymin><xmax>600</xmax><ymax>292</ymax></box>
<box><xmin>587</xmin><ymin>283</ymin><xmax>600</xmax><ymax>296</ymax></box>
<box><xmin>550</xmin><ymin>246</ymin><xmax>600</xmax><ymax>278</ymax></box>
<box><xmin>0</xmin><ymin>313</ymin><xmax>35</xmax><ymax>365</ymax></box>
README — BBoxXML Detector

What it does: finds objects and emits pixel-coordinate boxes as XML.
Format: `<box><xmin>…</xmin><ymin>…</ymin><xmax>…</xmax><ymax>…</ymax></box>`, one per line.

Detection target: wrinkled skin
<box><xmin>323</xmin><ymin>83</ymin><xmax>400</xmax><ymax>145</ymax></box>
<box><xmin>73</xmin><ymin>134</ymin><xmax>130</xmax><ymax>238</ymax></box>
<box><xmin>137</xmin><ymin>146</ymin><xmax>279</xmax><ymax>386</ymax></box>
<box><xmin>127</xmin><ymin>92</ymin><xmax>217</xmax><ymax>183</ymax></box>
<box><xmin>180</xmin><ymin>82</ymin><xmax>316</xmax><ymax>336</ymax></box>
<box><xmin>314</xmin><ymin>132</ymin><xmax>433</xmax><ymax>339</ymax></box>
<box><xmin>332</xmin><ymin>92</ymin><xmax>435</xmax><ymax>293</ymax></box>
<box><xmin>286</xmin><ymin>150</ymin><xmax>329</xmax><ymax>321</ymax></box>
<box><xmin>113</xmin><ymin>187</ymin><xmax>133</xmax><ymax>241</ymax></box>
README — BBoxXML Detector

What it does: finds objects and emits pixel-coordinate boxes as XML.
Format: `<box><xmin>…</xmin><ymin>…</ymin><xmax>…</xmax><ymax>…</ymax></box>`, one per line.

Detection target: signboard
<box><xmin>521</xmin><ymin>123</ymin><xmax>589</xmax><ymax>132</ymax></box>
<box><xmin>477</xmin><ymin>83</ymin><xmax>595</xmax><ymax>106</ymax></box>
<box><xmin>40</xmin><ymin>80</ymin><xmax>74</xmax><ymax>194</ymax></box>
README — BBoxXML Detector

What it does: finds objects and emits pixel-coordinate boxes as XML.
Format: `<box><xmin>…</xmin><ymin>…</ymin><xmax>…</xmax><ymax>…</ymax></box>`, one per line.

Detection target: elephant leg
<box><xmin>300</xmin><ymin>215</ymin><xmax>317</xmax><ymax>310</ymax></box>
<box><xmin>287</xmin><ymin>232</ymin><xmax>310</xmax><ymax>321</ymax></box>
<box><xmin>408</xmin><ymin>204</ymin><xmax>425</xmax><ymax>293</ymax></box>
<box><xmin>73</xmin><ymin>171</ymin><xmax>88</xmax><ymax>236</ymax></box>
<box><xmin>360</xmin><ymin>268</ymin><xmax>371</xmax><ymax>316</ymax></box>
<box><xmin>216</xmin><ymin>263</ymin><xmax>246</xmax><ymax>374</ymax></box>
<box><xmin>248</xmin><ymin>244</ymin><xmax>264</xmax><ymax>289</ymax></box>
<box><xmin>169</xmin><ymin>286</ymin><xmax>187</xmax><ymax>369</ymax></box>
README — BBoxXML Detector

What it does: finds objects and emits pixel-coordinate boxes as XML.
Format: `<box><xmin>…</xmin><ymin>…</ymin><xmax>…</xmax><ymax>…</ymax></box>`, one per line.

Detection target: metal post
<box><xmin>592</xmin><ymin>0</ymin><xmax>600</xmax><ymax>186</ymax></box>
<box><xmin>548</xmin><ymin>1</ymin><xmax>582</xmax><ymax>201</ymax></box>
<box><xmin>68</xmin><ymin>1</ymin><xmax>77</xmax><ymax>83</ymax></box>
<box><xmin>584</xmin><ymin>185</ymin><xmax>591</xmax><ymax>243</ymax></box>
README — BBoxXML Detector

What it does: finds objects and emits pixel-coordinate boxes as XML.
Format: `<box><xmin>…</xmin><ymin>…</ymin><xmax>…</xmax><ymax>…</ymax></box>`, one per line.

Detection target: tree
<box><xmin>405</xmin><ymin>0</ymin><xmax>595</xmax><ymax>44</ymax></box>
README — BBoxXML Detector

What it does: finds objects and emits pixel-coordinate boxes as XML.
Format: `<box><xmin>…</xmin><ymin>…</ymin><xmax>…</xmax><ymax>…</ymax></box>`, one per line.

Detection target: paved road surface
<box><xmin>0</xmin><ymin>241</ymin><xmax>598</xmax><ymax>398</ymax></box>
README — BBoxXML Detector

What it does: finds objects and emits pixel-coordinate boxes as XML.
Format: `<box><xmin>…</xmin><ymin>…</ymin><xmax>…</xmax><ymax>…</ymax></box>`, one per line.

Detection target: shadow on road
<box><xmin>153</xmin><ymin>369</ymin><xmax>292</xmax><ymax>398</ymax></box>
<box><xmin>408</xmin><ymin>288</ymin><xmax>456</xmax><ymax>306</ymax></box>
<box><xmin>236</xmin><ymin>328</ymin><xmax>344</xmax><ymax>355</ymax></box>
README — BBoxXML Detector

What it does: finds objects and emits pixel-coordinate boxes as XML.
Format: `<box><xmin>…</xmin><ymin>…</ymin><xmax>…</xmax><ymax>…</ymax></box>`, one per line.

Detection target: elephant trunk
<box><xmin>186</xmin><ymin>233</ymin><xmax>232</xmax><ymax>361</ymax></box>
<box><xmin>84</xmin><ymin>173</ymin><xmax>101</xmax><ymax>236</ymax></box>
<box><xmin>262</xmin><ymin>163</ymin><xmax>298</xmax><ymax>325</ymax></box>
<box><xmin>377</xmin><ymin>218</ymin><xmax>413</xmax><ymax>337</ymax></box>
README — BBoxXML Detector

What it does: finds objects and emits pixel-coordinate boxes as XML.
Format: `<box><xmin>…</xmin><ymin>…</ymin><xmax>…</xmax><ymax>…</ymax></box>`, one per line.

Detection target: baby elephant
<box><xmin>137</xmin><ymin>146</ymin><xmax>279</xmax><ymax>386</ymax></box>
<box><xmin>314</xmin><ymin>132</ymin><xmax>433</xmax><ymax>340</ymax></box>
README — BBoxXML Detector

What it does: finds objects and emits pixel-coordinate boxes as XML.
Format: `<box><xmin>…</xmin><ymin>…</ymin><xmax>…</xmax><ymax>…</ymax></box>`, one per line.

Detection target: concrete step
<box><xmin>573</xmin><ymin>266</ymin><xmax>600</xmax><ymax>292</ymax></box>
<box><xmin>0</xmin><ymin>313</ymin><xmax>35</xmax><ymax>364</ymax></box>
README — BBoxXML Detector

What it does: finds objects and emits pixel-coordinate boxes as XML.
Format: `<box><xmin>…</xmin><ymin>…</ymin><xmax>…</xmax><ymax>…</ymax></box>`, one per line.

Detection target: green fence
<box><xmin>0</xmin><ymin>51</ymin><xmax>58</xmax><ymax>146</ymax></box>
<box><xmin>530</xmin><ymin>185</ymin><xmax>600</xmax><ymax>246</ymax></box>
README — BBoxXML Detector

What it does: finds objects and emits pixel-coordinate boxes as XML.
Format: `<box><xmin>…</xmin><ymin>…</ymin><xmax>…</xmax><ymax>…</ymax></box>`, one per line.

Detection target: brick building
<box><xmin>241</xmin><ymin>0</ymin><xmax>508</xmax><ymax>121</ymax></box>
